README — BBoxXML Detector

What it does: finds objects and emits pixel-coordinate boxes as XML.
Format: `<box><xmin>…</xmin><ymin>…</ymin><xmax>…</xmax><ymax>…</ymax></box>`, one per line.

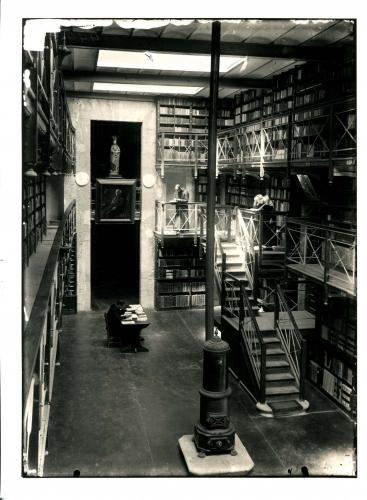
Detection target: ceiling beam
<box><xmin>66</xmin><ymin>90</ymin><xmax>156</xmax><ymax>102</ymax></box>
<box><xmin>64</xmin><ymin>31</ymin><xmax>345</xmax><ymax>61</ymax></box>
<box><xmin>63</xmin><ymin>70</ymin><xmax>273</xmax><ymax>89</ymax></box>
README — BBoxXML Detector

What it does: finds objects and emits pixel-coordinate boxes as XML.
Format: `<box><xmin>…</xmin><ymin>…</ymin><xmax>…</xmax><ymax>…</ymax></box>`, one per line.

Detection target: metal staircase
<box><xmin>212</xmin><ymin>207</ymin><xmax>312</xmax><ymax>416</ymax></box>
<box><xmin>221</xmin><ymin>274</ymin><xmax>311</xmax><ymax>416</ymax></box>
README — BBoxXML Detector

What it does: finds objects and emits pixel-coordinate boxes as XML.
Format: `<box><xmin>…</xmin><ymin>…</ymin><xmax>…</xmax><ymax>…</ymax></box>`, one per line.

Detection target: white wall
<box><xmin>67</xmin><ymin>97</ymin><xmax>160</xmax><ymax>311</ymax></box>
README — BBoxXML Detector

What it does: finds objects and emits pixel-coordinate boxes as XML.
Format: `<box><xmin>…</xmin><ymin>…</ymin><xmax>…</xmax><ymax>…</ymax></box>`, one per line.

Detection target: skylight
<box><xmin>97</xmin><ymin>50</ymin><xmax>246</xmax><ymax>73</ymax></box>
<box><xmin>93</xmin><ymin>82</ymin><xmax>204</xmax><ymax>95</ymax></box>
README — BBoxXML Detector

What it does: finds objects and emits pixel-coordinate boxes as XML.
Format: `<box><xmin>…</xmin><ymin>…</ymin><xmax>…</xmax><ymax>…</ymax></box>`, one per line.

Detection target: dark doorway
<box><xmin>90</xmin><ymin>120</ymin><xmax>141</xmax><ymax>310</ymax></box>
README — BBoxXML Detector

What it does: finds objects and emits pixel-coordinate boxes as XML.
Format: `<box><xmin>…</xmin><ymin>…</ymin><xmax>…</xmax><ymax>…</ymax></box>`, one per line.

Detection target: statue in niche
<box><xmin>109</xmin><ymin>136</ymin><xmax>121</xmax><ymax>177</ymax></box>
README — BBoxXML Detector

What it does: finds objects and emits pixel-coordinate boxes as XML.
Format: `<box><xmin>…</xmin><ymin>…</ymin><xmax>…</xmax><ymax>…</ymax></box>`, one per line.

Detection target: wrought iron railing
<box><xmin>274</xmin><ymin>284</ymin><xmax>307</xmax><ymax>400</ymax></box>
<box><xmin>234</xmin><ymin>208</ymin><xmax>258</xmax><ymax>289</ymax></box>
<box><xmin>23</xmin><ymin>200</ymin><xmax>76</xmax><ymax>476</ymax></box>
<box><xmin>155</xmin><ymin>201</ymin><xmax>204</xmax><ymax>244</ymax></box>
<box><xmin>286</xmin><ymin>218</ymin><xmax>356</xmax><ymax>296</ymax></box>
<box><xmin>239</xmin><ymin>278</ymin><xmax>266</xmax><ymax>404</ymax></box>
<box><xmin>221</xmin><ymin>269</ymin><xmax>266</xmax><ymax>404</ymax></box>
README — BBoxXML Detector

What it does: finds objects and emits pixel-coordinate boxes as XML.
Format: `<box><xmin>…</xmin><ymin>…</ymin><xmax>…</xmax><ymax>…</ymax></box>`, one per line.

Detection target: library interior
<box><xmin>21</xmin><ymin>18</ymin><xmax>357</xmax><ymax>478</ymax></box>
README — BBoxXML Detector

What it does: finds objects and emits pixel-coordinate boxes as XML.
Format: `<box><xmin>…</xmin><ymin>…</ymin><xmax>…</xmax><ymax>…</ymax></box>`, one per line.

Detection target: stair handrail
<box><xmin>23</xmin><ymin>199</ymin><xmax>76</xmax><ymax>475</ymax></box>
<box><xmin>274</xmin><ymin>284</ymin><xmax>307</xmax><ymax>399</ymax></box>
<box><xmin>222</xmin><ymin>270</ymin><xmax>266</xmax><ymax>404</ymax></box>
<box><xmin>235</xmin><ymin>207</ymin><xmax>257</xmax><ymax>289</ymax></box>
<box><xmin>240</xmin><ymin>279</ymin><xmax>267</xmax><ymax>404</ymax></box>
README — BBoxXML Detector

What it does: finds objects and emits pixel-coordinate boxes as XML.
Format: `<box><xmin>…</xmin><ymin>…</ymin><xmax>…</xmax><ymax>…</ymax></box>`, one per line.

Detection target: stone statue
<box><xmin>109</xmin><ymin>136</ymin><xmax>121</xmax><ymax>177</ymax></box>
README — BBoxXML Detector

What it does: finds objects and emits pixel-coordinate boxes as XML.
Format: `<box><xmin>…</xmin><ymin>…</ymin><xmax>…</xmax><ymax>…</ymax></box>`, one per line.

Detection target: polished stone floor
<box><xmin>44</xmin><ymin>308</ymin><xmax>356</xmax><ymax>477</ymax></box>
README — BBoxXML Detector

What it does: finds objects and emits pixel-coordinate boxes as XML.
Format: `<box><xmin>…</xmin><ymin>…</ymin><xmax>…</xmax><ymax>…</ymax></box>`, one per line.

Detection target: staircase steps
<box><xmin>265</xmin><ymin>359</ymin><xmax>290</xmax><ymax>370</ymax></box>
<box><xmin>268</xmin><ymin>399</ymin><xmax>305</xmax><ymax>415</ymax></box>
<box><xmin>265</xmin><ymin>372</ymin><xmax>295</xmax><ymax>388</ymax></box>
<box><xmin>262</xmin><ymin>336</ymin><xmax>282</xmax><ymax>349</ymax></box>
<box><xmin>253</xmin><ymin>347</ymin><xmax>284</xmax><ymax>357</ymax></box>
<box><xmin>266</xmin><ymin>384</ymin><xmax>299</xmax><ymax>396</ymax></box>
<box><xmin>265</xmin><ymin>385</ymin><xmax>300</xmax><ymax>403</ymax></box>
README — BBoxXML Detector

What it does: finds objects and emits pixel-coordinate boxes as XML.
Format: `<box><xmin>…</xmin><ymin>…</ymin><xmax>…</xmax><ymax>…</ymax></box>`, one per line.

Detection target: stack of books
<box><xmin>122</xmin><ymin>304</ymin><xmax>148</xmax><ymax>323</ymax></box>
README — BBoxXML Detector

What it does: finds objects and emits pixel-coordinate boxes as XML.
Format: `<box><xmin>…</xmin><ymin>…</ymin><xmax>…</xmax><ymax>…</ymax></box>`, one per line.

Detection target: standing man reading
<box><xmin>173</xmin><ymin>184</ymin><xmax>189</xmax><ymax>231</ymax></box>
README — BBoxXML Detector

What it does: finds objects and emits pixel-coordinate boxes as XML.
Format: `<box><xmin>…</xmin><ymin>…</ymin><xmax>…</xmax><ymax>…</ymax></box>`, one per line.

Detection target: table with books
<box><xmin>117</xmin><ymin>304</ymin><xmax>150</xmax><ymax>353</ymax></box>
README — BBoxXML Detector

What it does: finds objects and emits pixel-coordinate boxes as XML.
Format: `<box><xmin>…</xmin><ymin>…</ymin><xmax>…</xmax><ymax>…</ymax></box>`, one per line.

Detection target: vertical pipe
<box><xmin>260</xmin><ymin>345</ymin><xmax>267</xmax><ymax>404</ymax></box>
<box><xmin>161</xmin><ymin>203</ymin><xmax>165</xmax><ymax>239</ymax></box>
<box><xmin>205</xmin><ymin>21</ymin><xmax>221</xmax><ymax>341</ymax></box>
<box><xmin>299</xmin><ymin>338</ymin><xmax>307</xmax><ymax>401</ymax></box>
<box><xmin>274</xmin><ymin>287</ymin><xmax>279</xmax><ymax>330</ymax></box>
<box><xmin>221</xmin><ymin>252</ymin><xmax>227</xmax><ymax>317</ymax></box>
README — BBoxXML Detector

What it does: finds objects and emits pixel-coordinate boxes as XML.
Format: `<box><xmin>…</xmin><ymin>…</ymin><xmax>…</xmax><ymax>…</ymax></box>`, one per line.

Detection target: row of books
<box><xmin>264</xmin><ymin>130</ymin><xmax>288</xmax><ymax>141</ymax></box>
<box><xmin>263</xmin><ymin>115</ymin><xmax>289</xmax><ymax>127</ymax></box>
<box><xmin>159</xmin><ymin>97</ymin><xmax>207</xmax><ymax>107</ymax></box>
<box><xmin>238</xmin><ymin>110</ymin><xmax>262</xmax><ymax>123</ymax></box>
<box><xmin>323</xmin><ymin>350</ymin><xmax>354</xmax><ymax>385</ymax></box>
<box><xmin>237</xmin><ymin>100</ymin><xmax>263</xmax><ymax>113</ymax></box>
<box><xmin>159</xmin><ymin>294</ymin><xmax>190</xmax><ymax>308</ymax></box>
<box><xmin>160</xmin><ymin>116</ymin><xmax>191</xmax><ymax>125</ymax></box>
<box><xmin>163</xmin><ymin>137</ymin><xmax>194</xmax><ymax>148</ymax></box>
<box><xmin>270</xmin><ymin>176</ymin><xmax>289</xmax><ymax>188</ymax></box>
<box><xmin>159</xmin><ymin>293</ymin><xmax>206</xmax><ymax>309</ymax></box>
<box><xmin>218</xmin><ymin>118</ymin><xmax>235</xmax><ymax>127</ymax></box>
<box><xmin>295</xmin><ymin>89</ymin><xmax>326</xmax><ymax>108</ymax></box>
<box><xmin>234</xmin><ymin>89</ymin><xmax>262</xmax><ymax>105</ymax></box>
<box><xmin>293</xmin><ymin>107</ymin><xmax>329</xmax><ymax>122</ymax></box>
<box><xmin>269</xmin><ymin>187</ymin><xmax>289</xmax><ymax>199</ymax></box>
<box><xmin>160</xmin><ymin>126</ymin><xmax>194</xmax><ymax>133</ymax></box>
<box><xmin>273</xmin><ymin>87</ymin><xmax>293</xmax><ymax>102</ymax></box>
<box><xmin>273</xmin><ymin>101</ymin><xmax>293</xmax><ymax>113</ymax></box>
<box><xmin>322</xmin><ymin>368</ymin><xmax>353</xmax><ymax>411</ymax></box>
<box><xmin>159</xmin><ymin>281</ymin><xmax>205</xmax><ymax>294</ymax></box>
<box><xmin>158</xmin><ymin>269</ymin><xmax>205</xmax><ymax>279</ymax></box>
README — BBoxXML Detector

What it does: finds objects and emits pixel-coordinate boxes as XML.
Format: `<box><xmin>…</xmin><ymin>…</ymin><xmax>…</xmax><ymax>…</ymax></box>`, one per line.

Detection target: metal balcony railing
<box><xmin>286</xmin><ymin>218</ymin><xmax>356</xmax><ymax>296</ymax></box>
<box><xmin>23</xmin><ymin>200</ymin><xmax>76</xmax><ymax>477</ymax></box>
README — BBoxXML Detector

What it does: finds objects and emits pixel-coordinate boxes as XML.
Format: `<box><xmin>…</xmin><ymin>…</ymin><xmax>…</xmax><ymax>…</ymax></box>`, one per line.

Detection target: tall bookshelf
<box><xmin>155</xmin><ymin>238</ymin><xmax>206</xmax><ymax>310</ymax></box>
<box><xmin>22</xmin><ymin>33</ymin><xmax>76</xmax><ymax>266</ymax></box>
<box><xmin>23</xmin><ymin>176</ymin><xmax>47</xmax><ymax>265</ymax></box>
<box><xmin>308</xmin><ymin>297</ymin><xmax>356</xmax><ymax>415</ymax></box>
<box><xmin>195</xmin><ymin>170</ymin><xmax>220</xmax><ymax>204</ymax></box>
<box><xmin>156</xmin><ymin>97</ymin><xmax>234</xmax><ymax>172</ymax></box>
<box><xmin>225</xmin><ymin>173</ymin><xmax>290</xmax><ymax>214</ymax></box>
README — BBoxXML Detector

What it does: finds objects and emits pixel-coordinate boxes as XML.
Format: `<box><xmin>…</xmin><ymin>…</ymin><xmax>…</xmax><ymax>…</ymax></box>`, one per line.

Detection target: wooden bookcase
<box><xmin>156</xmin><ymin>96</ymin><xmax>234</xmax><ymax>172</ymax></box>
<box><xmin>195</xmin><ymin>170</ymin><xmax>220</xmax><ymax>204</ymax></box>
<box><xmin>308</xmin><ymin>297</ymin><xmax>356</xmax><ymax>415</ymax></box>
<box><xmin>155</xmin><ymin>238</ymin><xmax>206</xmax><ymax>310</ymax></box>
<box><xmin>273</xmin><ymin>70</ymin><xmax>294</xmax><ymax>115</ymax></box>
<box><xmin>225</xmin><ymin>173</ymin><xmax>290</xmax><ymax>214</ymax></box>
<box><xmin>23</xmin><ymin>176</ymin><xmax>47</xmax><ymax>265</ymax></box>
<box><xmin>23</xmin><ymin>33</ymin><xmax>76</xmax><ymax>266</ymax></box>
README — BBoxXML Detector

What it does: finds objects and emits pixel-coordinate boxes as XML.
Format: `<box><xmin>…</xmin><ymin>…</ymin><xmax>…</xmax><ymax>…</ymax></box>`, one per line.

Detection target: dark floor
<box><xmin>44</xmin><ymin>308</ymin><xmax>355</xmax><ymax>477</ymax></box>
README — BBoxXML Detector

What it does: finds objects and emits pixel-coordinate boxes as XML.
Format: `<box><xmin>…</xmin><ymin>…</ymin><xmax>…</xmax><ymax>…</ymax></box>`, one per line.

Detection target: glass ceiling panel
<box><xmin>93</xmin><ymin>82</ymin><xmax>203</xmax><ymax>95</ymax></box>
<box><xmin>97</xmin><ymin>50</ymin><xmax>247</xmax><ymax>73</ymax></box>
